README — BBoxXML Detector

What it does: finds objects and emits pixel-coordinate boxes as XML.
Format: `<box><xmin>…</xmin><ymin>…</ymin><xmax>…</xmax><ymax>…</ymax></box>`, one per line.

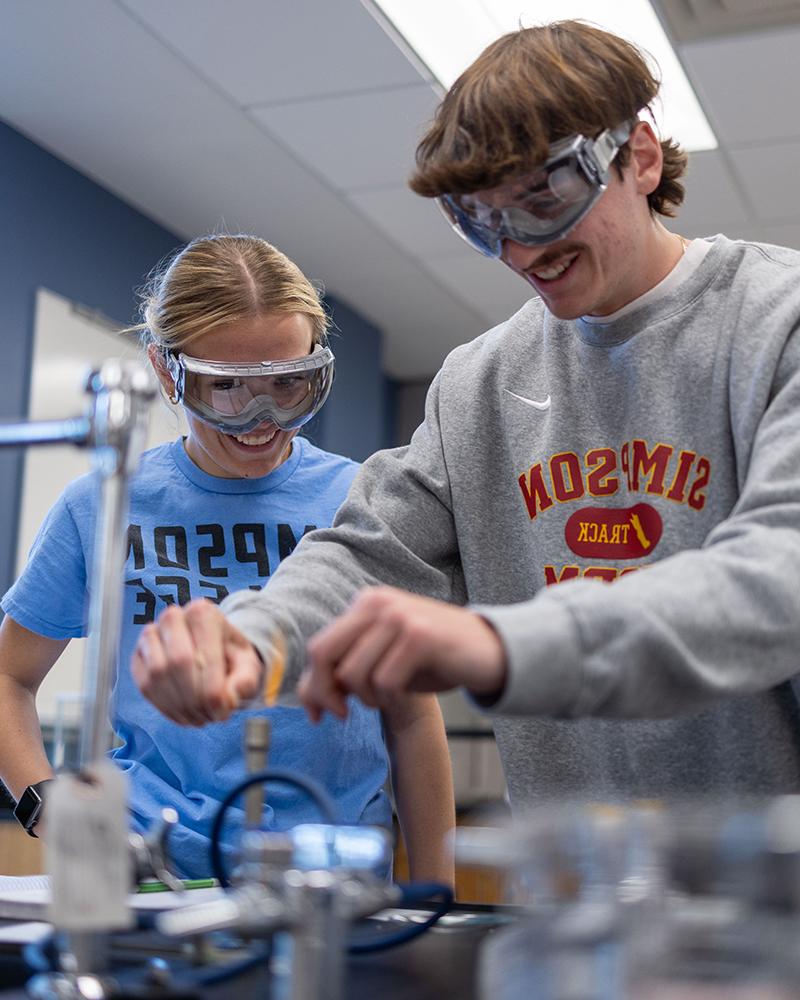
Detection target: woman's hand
<box><xmin>131</xmin><ymin>599</ymin><xmax>263</xmax><ymax>726</ymax></box>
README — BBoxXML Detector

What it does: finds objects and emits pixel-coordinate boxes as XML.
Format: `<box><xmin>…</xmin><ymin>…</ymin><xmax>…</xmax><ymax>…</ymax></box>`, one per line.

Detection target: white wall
<box><xmin>17</xmin><ymin>287</ymin><xmax>185</xmax><ymax>723</ymax></box>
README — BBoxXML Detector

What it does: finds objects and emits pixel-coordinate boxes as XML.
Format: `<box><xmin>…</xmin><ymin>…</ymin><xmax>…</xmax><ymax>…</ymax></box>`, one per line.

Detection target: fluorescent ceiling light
<box><xmin>365</xmin><ymin>0</ymin><xmax>717</xmax><ymax>152</ymax></box>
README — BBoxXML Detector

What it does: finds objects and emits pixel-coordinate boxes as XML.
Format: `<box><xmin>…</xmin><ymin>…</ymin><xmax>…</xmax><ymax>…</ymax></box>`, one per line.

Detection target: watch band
<box><xmin>13</xmin><ymin>779</ymin><xmax>54</xmax><ymax>838</ymax></box>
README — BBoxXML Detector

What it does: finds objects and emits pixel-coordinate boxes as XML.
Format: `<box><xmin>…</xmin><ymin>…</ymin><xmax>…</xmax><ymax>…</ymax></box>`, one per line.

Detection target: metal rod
<box><xmin>0</xmin><ymin>367</ymin><xmax>154</xmax><ymax>767</ymax></box>
<box><xmin>0</xmin><ymin>360</ymin><xmax>156</xmax><ymax>995</ymax></box>
<box><xmin>78</xmin><ymin>362</ymin><xmax>155</xmax><ymax>767</ymax></box>
<box><xmin>245</xmin><ymin>717</ymin><xmax>272</xmax><ymax>827</ymax></box>
<box><xmin>80</xmin><ymin>470</ymin><xmax>130</xmax><ymax>763</ymax></box>
<box><xmin>0</xmin><ymin>416</ymin><xmax>90</xmax><ymax>448</ymax></box>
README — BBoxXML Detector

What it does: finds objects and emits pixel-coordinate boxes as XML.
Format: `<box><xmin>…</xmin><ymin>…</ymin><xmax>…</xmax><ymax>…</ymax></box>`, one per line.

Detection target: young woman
<box><xmin>0</xmin><ymin>234</ymin><xmax>455</xmax><ymax>882</ymax></box>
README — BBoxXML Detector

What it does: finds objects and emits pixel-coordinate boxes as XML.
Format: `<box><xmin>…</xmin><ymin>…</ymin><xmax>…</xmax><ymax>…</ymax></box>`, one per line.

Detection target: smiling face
<box><xmin>491</xmin><ymin>123</ymin><xmax>681</xmax><ymax>320</ymax></box>
<box><xmin>152</xmin><ymin>312</ymin><xmax>315</xmax><ymax>479</ymax></box>
<box><xmin>499</xmin><ymin>171</ymin><xmax>642</xmax><ymax>319</ymax></box>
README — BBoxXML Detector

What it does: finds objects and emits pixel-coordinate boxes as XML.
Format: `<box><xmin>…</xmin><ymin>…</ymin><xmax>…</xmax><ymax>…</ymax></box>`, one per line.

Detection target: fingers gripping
<box><xmin>132</xmin><ymin>617</ymin><xmax>205</xmax><ymax>726</ymax></box>
<box><xmin>183</xmin><ymin>600</ymin><xmax>229</xmax><ymax>718</ymax></box>
<box><xmin>132</xmin><ymin>599</ymin><xmax>262</xmax><ymax>726</ymax></box>
<box><xmin>303</xmin><ymin>587</ymin><xmax>426</xmax><ymax>715</ymax></box>
<box><xmin>224</xmin><ymin>623</ymin><xmax>266</xmax><ymax>705</ymax></box>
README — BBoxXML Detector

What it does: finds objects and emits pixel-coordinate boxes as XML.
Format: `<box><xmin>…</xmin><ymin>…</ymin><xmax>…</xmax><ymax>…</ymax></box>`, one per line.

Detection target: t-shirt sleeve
<box><xmin>1</xmin><ymin>490</ymin><xmax>90</xmax><ymax>639</ymax></box>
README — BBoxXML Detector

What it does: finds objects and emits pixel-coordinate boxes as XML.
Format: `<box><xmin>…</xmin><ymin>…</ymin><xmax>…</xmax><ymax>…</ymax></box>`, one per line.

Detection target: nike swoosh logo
<box><xmin>504</xmin><ymin>389</ymin><xmax>552</xmax><ymax>410</ymax></box>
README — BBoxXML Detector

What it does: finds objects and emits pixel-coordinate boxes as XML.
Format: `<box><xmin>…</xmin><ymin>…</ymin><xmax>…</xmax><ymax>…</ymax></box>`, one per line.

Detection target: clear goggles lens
<box><xmin>166</xmin><ymin>344</ymin><xmax>334</xmax><ymax>434</ymax></box>
<box><xmin>438</xmin><ymin>123</ymin><xmax>632</xmax><ymax>258</ymax></box>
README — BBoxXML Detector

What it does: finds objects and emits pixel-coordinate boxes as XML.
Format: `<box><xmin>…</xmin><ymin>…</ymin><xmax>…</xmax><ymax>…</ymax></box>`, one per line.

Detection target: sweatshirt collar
<box><xmin>574</xmin><ymin>234</ymin><xmax>727</xmax><ymax>347</ymax></box>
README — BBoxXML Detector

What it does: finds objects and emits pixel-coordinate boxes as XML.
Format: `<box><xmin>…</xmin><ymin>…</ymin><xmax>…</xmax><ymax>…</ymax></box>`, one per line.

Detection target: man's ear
<box><xmin>147</xmin><ymin>343</ymin><xmax>177</xmax><ymax>400</ymax></box>
<box><xmin>626</xmin><ymin>120</ymin><xmax>663</xmax><ymax>198</ymax></box>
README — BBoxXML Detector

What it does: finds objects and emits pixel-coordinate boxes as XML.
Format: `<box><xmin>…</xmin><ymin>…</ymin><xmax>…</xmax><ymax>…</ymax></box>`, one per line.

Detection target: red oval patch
<box><xmin>564</xmin><ymin>503</ymin><xmax>662</xmax><ymax>560</ymax></box>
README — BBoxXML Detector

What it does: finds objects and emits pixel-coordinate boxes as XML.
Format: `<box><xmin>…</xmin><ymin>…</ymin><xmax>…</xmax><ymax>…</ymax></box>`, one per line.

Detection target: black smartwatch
<box><xmin>13</xmin><ymin>779</ymin><xmax>54</xmax><ymax>838</ymax></box>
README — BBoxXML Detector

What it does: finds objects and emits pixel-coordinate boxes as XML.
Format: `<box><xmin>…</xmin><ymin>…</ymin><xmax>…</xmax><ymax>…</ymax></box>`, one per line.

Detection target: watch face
<box><xmin>13</xmin><ymin>782</ymin><xmax>47</xmax><ymax>834</ymax></box>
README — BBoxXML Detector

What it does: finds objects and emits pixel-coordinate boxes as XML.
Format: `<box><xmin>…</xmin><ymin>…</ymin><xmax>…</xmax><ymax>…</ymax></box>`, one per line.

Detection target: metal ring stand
<box><xmin>0</xmin><ymin>359</ymin><xmax>156</xmax><ymax>999</ymax></box>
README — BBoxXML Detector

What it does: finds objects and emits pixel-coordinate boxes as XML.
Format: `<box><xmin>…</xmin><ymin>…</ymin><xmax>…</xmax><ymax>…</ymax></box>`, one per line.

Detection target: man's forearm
<box><xmin>223</xmin><ymin>432</ymin><xmax>464</xmax><ymax>698</ymax></box>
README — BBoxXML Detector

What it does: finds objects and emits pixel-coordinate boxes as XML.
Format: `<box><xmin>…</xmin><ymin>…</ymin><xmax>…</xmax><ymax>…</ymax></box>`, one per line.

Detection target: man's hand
<box><xmin>299</xmin><ymin>586</ymin><xmax>506</xmax><ymax>721</ymax></box>
<box><xmin>131</xmin><ymin>599</ymin><xmax>263</xmax><ymax>726</ymax></box>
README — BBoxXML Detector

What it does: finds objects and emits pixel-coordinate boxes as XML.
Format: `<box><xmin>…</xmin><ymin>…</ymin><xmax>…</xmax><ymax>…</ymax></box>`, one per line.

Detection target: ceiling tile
<box><xmin>681</xmin><ymin>27</ymin><xmax>800</xmax><ymax>145</ymax></box>
<box><xmin>347</xmin><ymin>185</ymin><xmax>476</xmax><ymax>260</ymax></box>
<box><xmin>424</xmin><ymin>256</ymin><xmax>534</xmax><ymax>328</ymax></box>
<box><xmin>674</xmin><ymin>149</ymin><xmax>751</xmax><ymax>234</ymax></box>
<box><xmin>121</xmin><ymin>0</ymin><xmax>429</xmax><ymax>105</ymax></box>
<box><xmin>250</xmin><ymin>84</ymin><xmax>439</xmax><ymax>192</ymax></box>
<box><xmin>727</xmin><ymin>139</ymin><xmax>800</xmax><ymax>222</ymax></box>
<box><xmin>0</xmin><ymin>0</ymin><xmax>483</xmax><ymax>378</ymax></box>
<box><xmin>9</xmin><ymin>1</ymin><xmax>792</xmax><ymax>382</ymax></box>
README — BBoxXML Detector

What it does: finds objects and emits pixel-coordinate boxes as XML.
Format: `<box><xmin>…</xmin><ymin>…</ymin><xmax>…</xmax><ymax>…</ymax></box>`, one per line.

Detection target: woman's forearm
<box><xmin>0</xmin><ymin>674</ymin><xmax>54</xmax><ymax>800</ymax></box>
<box><xmin>0</xmin><ymin>617</ymin><xmax>68</xmax><ymax>801</ymax></box>
<box><xmin>384</xmin><ymin>695</ymin><xmax>456</xmax><ymax>889</ymax></box>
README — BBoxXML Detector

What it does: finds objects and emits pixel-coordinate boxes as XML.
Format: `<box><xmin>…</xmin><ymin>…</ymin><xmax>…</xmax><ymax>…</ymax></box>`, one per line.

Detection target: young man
<box><xmin>134</xmin><ymin>21</ymin><xmax>800</xmax><ymax>803</ymax></box>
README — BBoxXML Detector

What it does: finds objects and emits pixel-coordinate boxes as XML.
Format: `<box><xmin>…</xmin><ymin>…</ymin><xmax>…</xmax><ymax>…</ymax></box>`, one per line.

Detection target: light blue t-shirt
<box><xmin>2</xmin><ymin>436</ymin><xmax>391</xmax><ymax>878</ymax></box>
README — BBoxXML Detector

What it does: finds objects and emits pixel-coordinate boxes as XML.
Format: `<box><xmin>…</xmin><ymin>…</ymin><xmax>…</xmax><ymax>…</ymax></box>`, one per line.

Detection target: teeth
<box><xmin>234</xmin><ymin>429</ymin><xmax>277</xmax><ymax>446</ymax></box>
<box><xmin>533</xmin><ymin>253</ymin><xmax>577</xmax><ymax>281</ymax></box>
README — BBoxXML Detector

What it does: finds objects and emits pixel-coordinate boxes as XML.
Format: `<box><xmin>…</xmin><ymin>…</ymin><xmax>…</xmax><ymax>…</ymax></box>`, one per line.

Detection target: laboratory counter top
<box><xmin>0</xmin><ymin>901</ymin><xmax>518</xmax><ymax>1000</ymax></box>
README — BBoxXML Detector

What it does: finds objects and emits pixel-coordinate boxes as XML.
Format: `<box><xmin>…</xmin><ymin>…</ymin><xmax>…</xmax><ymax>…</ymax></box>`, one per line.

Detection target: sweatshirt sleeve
<box><xmin>476</xmin><ymin>320</ymin><xmax>800</xmax><ymax>719</ymax></box>
<box><xmin>222</xmin><ymin>372</ymin><xmax>464</xmax><ymax>686</ymax></box>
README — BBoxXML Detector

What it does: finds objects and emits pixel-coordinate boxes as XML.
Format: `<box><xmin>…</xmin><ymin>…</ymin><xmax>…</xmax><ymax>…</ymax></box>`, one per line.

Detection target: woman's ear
<box><xmin>147</xmin><ymin>343</ymin><xmax>178</xmax><ymax>402</ymax></box>
<box><xmin>627</xmin><ymin>120</ymin><xmax>663</xmax><ymax>198</ymax></box>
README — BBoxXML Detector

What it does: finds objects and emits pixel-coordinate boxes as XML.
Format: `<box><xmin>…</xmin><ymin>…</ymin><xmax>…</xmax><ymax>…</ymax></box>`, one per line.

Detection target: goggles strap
<box><xmin>174</xmin><ymin>364</ymin><xmax>185</xmax><ymax>405</ymax></box>
<box><xmin>162</xmin><ymin>349</ymin><xmax>186</xmax><ymax>404</ymax></box>
<box><xmin>590</xmin><ymin>121</ymin><xmax>634</xmax><ymax>178</ymax></box>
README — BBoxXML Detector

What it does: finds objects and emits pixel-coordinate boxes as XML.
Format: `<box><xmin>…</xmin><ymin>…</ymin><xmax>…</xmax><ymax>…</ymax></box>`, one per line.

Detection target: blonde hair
<box><xmin>410</xmin><ymin>20</ymin><xmax>687</xmax><ymax>218</ymax></box>
<box><xmin>136</xmin><ymin>234</ymin><xmax>328</xmax><ymax>351</ymax></box>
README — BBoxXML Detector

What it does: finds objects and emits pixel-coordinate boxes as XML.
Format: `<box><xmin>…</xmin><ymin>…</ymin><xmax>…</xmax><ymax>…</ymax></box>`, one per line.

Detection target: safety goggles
<box><xmin>438</xmin><ymin>120</ymin><xmax>634</xmax><ymax>258</ymax></box>
<box><xmin>164</xmin><ymin>344</ymin><xmax>335</xmax><ymax>435</ymax></box>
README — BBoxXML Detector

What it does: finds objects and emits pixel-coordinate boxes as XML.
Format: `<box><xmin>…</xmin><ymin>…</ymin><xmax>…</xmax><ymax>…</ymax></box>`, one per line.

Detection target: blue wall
<box><xmin>311</xmin><ymin>294</ymin><xmax>392</xmax><ymax>462</ymax></box>
<box><xmin>0</xmin><ymin>119</ymin><xmax>182</xmax><ymax>595</ymax></box>
<box><xmin>0</xmin><ymin>119</ymin><xmax>391</xmax><ymax>595</ymax></box>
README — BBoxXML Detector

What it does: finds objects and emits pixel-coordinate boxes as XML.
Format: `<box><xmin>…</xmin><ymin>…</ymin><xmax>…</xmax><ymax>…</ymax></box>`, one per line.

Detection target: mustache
<box><xmin>503</xmin><ymin>244</ymin><xmax>582</xmax><ymax>275</ymax></box>
<box><xmin>529</xmin><ymin>245</ymin><xmax>581</xmax><ymax>270</ymax></box>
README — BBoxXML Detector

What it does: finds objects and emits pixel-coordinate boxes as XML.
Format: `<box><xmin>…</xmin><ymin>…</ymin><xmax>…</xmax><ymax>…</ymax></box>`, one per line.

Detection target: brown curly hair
<box><xmin>409</xmin><ymin>20</ymin><xmax>687</xmax><ymax>218</ymax></box>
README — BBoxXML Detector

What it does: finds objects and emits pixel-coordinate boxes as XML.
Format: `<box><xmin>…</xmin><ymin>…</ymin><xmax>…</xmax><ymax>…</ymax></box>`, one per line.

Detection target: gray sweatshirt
<box><xmin>224</xmin><ymin>234</ymin><xmax>800</xmax><ymax>804</ymax></box>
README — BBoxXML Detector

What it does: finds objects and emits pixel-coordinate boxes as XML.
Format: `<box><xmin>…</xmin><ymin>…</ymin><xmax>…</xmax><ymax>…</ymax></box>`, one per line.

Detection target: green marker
<box><xmin>137</xmin><ymin>878</ymin><xmax>218</xmax><ymax>893</ymax></box>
